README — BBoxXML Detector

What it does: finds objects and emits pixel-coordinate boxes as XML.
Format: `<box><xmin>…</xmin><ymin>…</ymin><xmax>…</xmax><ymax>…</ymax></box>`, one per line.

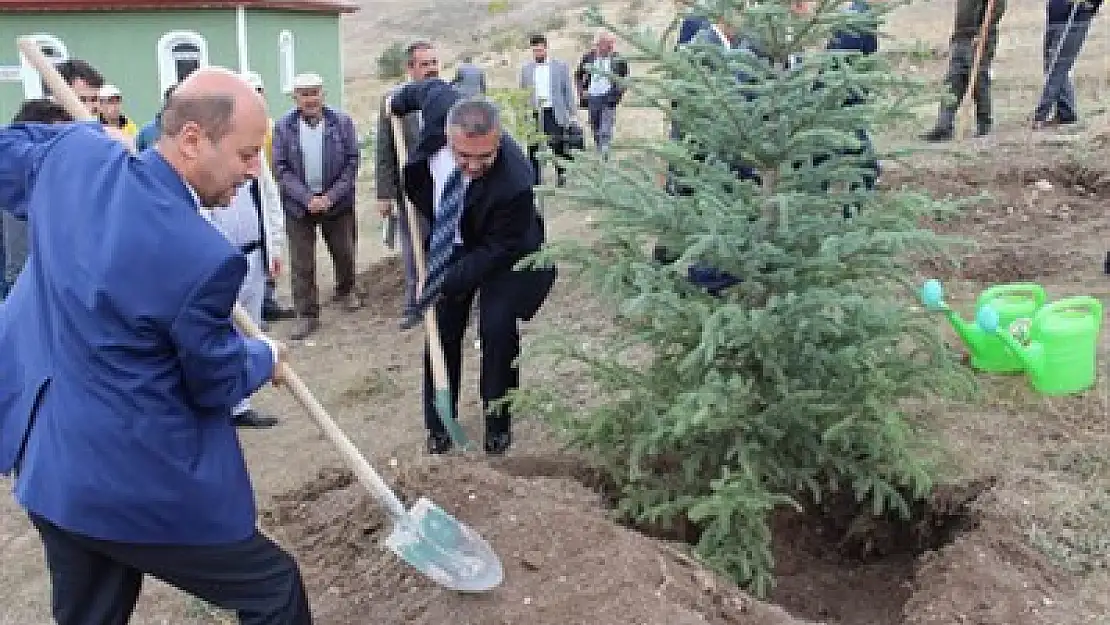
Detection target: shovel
<box><xmin>17</xmin><ymin>37</ymin><xmax>504</xmax><ymax>592</ymax></box>
<box><xmin>386</xmin><ymin>107</ymin><xmax>471</xmax><ymax>451</ymax></box>
<box><xmin>228</xmin><ymin>307</ymin><xmax>504</xmax><ymax>592</ymax></box>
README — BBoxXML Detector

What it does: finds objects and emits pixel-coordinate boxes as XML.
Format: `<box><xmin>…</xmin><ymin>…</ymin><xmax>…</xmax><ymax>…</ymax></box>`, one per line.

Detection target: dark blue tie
<box><xmin>401</xmin><ymin>167</ymin><xmax>465</xmax><ymax>329</ymax></box>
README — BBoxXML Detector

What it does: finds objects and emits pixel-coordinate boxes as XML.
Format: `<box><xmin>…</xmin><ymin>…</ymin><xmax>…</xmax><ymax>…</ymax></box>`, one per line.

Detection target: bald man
<box><xmin>0</xmin><ymin>68</ymin><xmax>312</xmax><ymax>624</ymax></box>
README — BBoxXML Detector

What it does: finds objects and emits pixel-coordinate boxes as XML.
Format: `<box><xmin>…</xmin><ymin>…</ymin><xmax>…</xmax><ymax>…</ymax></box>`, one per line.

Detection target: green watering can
<box><xmin>978</xmin><ymin>295</ymin><xmax>1104</xmax><ymax>396</ymax></box>
<box><xmin>920</xmin><ymin>279</ymin><xmax>1047</xmax><ymax>374</ymax></box>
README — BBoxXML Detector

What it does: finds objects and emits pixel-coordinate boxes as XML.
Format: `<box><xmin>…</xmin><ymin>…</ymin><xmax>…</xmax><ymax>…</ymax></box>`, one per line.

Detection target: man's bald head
<box><xmin>156</xmin><ymin>67</ymin><xmax>269</xmax><ymax>208</ymax></box>
<box><xmin>161</xmin><ymin>67</ymin><xmax>265</xmax><ymax>142</ymax></box>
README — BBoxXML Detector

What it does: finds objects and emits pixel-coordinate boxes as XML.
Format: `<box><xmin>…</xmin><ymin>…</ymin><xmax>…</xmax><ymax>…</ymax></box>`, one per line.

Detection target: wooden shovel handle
<box><xmin>956</xmin><ymin>0</ymin><xmax>997</xmax><ymax>141</ymax></box>
<box><xmin>231</xmin><ymin>308</ymin><xmax>407</xmax><ymax>520</ymax></box>
<box><xmin>387</xmin><ymin>106</ymin><xmax>453</xmax><ymax>397</ymax></box>
<box><xmin>17</xmin><ymin>37</ymin><xmax>96</xmax><ymax>122</ymax></box>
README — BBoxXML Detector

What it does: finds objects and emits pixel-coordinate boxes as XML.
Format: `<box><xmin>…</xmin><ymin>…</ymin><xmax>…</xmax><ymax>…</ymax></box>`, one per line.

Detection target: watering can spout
<box><xmin>947</xmin><ymin>310</ymin><xmax>986</xmax><ymax>353</ymax></box>
<box><xmin>921</xmin><ymin>279</ymin><xmax>985</xmax><ymax>353</ymax></box>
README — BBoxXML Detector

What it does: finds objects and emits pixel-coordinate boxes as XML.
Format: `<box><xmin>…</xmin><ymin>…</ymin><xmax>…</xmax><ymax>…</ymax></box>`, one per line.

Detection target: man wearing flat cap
<box><xmin>272</xmin><ymin>72</ymin><xmax>362</xmax><ymax>340</ymax></box>
<box><xmin>97</xmin><ymin>84</ymin><xmax>137</xmax><ymax>140</ymax></box>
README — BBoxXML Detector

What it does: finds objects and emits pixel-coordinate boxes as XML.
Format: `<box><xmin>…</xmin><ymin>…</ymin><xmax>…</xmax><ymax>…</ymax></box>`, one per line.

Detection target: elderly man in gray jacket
<box><xmin>272</xmin><ymin>71</ymin><xmax>361</xmax><ymax>340</ymax></box>
<box><xmin>520</xmin><ymin>33</ymin><xmax>578</xmax><ymax>187</ymax></box>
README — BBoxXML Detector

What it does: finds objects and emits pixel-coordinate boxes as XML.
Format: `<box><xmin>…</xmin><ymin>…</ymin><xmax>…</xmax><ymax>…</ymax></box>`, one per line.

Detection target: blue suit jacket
<box><xmin>0</xmin><ymin>122</ymin><xmax>274</xmax><ymax>545</ymax></box>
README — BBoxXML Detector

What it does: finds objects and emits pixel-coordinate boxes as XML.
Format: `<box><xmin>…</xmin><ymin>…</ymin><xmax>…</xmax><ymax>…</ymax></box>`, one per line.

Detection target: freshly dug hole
<box><xmin>260</xmin><ymin>458</ymin><xmax>809</xmax><ymax>625</ymax></box>
<box><xmin>491</xmin><ymin>455</ymin><xmax>991</xmax><ymax>625</ymax></box>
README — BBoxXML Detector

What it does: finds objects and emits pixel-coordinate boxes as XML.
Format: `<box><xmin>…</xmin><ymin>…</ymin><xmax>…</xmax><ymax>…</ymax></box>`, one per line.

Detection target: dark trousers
<box><xmin>29</xmin><ymin>513</ymin><xmax>312</xmax><ymax>625</ymax></box>
<box><xmin>1034</xmin><ymin>19</ymin><xmax>1092</xmax><ymax>123</ymax></box>
<box><xmin>936</xmin><ymin>35</ymin><xmax>997</xmax><ymax>130</ymax></box>
<box><xmin>423</xmin><ymin>282</ymin><xmax>518</xmax><ymax>439</ymax></box>
<box><xmin>527</xmin><ymin>108</ymin><xmax>571</xmax><ymax>186</ymax></box>
<box><xmin>285</xmin><ymin>209</ymin><xmax>357</xmax><ymax>318</ymax></box>
<box><xmin>263</xmin><ymin>279</ymin><xmax>280</xmax><ymax>313</ymax></box>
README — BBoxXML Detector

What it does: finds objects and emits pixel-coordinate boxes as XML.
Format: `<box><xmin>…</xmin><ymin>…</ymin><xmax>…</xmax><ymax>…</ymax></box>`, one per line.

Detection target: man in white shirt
<box><xmin>519</xmin><ymin>33</ymin><xmax>578</xmax><ymax>187</ymax></box>
<box><xmin>202</xmin><ymin>151</ymin><xmax>286</xmax><ymax>428</ymax></box>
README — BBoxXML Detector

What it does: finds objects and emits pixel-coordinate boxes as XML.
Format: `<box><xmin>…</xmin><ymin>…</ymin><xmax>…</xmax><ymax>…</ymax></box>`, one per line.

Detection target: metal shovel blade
<box><xmin>384</xmin><ymin>496</ymin><xmax>504</xmax><ymax>592</ymax></box>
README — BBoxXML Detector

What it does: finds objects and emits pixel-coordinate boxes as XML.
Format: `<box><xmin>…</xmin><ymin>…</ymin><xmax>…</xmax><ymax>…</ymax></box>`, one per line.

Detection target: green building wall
<box><xmin>244</xmin><ymin>10</ymin><xmax>344</xmax><ymax>121</ymax></box>
<box><xmin>0</xmin><ymin>9</ymin><xmax>344</xmax><ymax>127</ymax></box>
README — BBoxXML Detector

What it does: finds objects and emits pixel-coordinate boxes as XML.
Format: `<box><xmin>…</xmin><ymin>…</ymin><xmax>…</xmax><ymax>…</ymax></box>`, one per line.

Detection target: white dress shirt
<box><xmin>429</xmin><ymin>145</ymin><xmax>468</xmax><ymax>245</ymax></box>
<box><xmin>587</xmin><ymin>57</ymin><xmax>613</xmax><ymax>97</ymax></box>
<box><xmin>533</xmin><ymin>62</ymin><xmax>552</xmax><ymax>108</ymax></box>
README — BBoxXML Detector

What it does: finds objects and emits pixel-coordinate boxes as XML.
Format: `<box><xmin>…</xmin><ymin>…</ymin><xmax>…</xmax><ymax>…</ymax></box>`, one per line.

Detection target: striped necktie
<box><xmin>401</xmin><ymin>167</ymin><xmax>465</xmax><ymax>328</ymax></box>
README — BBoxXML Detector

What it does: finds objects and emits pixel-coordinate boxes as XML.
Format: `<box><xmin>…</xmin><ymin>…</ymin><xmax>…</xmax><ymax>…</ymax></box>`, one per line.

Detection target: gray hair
<box><xmin>159</xmin><ymin>93</ymin><xmax>236</xmax><ymax>141</ymax></box>
<box><xmin>445</xmin><ymin>97</ymin><xmax>501</xmax><ymax>137</ymax></box>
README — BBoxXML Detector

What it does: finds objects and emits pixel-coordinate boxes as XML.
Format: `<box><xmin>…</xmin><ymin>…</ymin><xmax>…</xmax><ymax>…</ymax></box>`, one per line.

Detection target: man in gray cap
<box><xmin>272</xmin><ymin>72</ymin><xmax>362</xmax><ymax>340</ymax></box>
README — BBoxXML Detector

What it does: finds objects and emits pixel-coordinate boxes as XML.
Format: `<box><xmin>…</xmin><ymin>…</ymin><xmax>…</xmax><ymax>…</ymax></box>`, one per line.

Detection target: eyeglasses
<box><xmin>452</xmin><ymin>146</ymin><xmax>499</xmax><ymax>167</ymax></box>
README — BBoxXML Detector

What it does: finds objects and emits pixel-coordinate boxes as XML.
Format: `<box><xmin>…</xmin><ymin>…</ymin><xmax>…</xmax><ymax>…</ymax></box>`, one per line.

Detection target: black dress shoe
<box><xmin>427</xmin><ymin>431</ymin><xmax>453</xmax><ymax>455</ymax></box>
<box><xmin>263</xmin><ymin>306</ymin><xmax>296</xmax><ymax>322</ymax></box>
<box><xmin>232</xmin><ymin>410</ymin><xmax>279</xmax><ymax>428</ymax></box>
<box><xmin>484</xmin><ymin>431</ymin><xmax>512</xmax><ymax>456</ymax></box>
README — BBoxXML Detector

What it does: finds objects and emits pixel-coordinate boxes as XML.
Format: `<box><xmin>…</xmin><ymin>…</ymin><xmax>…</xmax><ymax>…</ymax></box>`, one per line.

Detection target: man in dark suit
<box><xmin>390</xmin><ymin>78</ymin><xmax>555</xmax><ymax>456</ymax></box>
<box><xmin>0</xmin><ymin>68</ymin><xmax>311</xmax><ymax>624</ymax></box>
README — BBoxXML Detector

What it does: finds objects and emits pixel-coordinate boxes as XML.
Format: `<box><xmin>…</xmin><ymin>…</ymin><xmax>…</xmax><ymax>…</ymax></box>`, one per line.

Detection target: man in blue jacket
<box><xmin>0</xmin><ymin>68</ymin><xmax>311</xmax><ymax>624</ymax></box>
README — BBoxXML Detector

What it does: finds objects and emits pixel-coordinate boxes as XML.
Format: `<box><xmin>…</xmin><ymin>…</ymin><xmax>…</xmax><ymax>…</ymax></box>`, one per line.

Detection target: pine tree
<box><xmin>514</xmin><ymin>0</ymin><xmax>977</xmax><ymax>596</ymax></box>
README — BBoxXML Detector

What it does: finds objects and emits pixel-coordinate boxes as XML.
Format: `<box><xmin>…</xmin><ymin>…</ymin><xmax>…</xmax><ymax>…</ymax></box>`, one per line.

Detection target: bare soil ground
<box><xmin>4</xmin><ymin>1</ymin><xmax>1110</xmax><ymax>624</ymax></box>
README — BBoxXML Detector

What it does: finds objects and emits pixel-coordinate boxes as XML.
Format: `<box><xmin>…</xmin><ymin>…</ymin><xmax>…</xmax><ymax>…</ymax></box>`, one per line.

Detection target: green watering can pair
<box><xmin>920</xmin><ymin>280</ymin><xmax>1103</xmax><ymax>396</ymax></box>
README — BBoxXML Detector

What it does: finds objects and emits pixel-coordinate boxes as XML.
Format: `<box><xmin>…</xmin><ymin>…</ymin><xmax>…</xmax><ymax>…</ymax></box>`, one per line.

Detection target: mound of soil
<box><xmin>355</xmin><ymin>254</ymin><xmax>408</xmax><ymax>318</ymax></box>
<box><xmin>260</xmin><ymin>458</ymin><xmax>809</xmax><ymax>625</ymax></box>
<box><xmin>262</xmin><ymin>451</ymin><xmax>1075</xmax><ymax>625</ymax></box>
<box><xmin>901</xmin><ymin>517</ymin><xmax>1067</xmax><ymax>625</ymax></box>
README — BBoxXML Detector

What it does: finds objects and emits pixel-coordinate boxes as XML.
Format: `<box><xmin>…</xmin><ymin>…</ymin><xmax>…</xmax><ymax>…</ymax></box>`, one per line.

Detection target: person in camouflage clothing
<box><xmin>921</xmin><ymin>0</ymin><xmax>1007</xmax><ymax>141</ymax></box>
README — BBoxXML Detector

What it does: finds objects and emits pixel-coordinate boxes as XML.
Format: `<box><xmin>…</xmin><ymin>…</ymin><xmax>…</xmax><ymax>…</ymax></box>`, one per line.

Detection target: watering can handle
<box><xmin>977</xmin><ymin>283</ymin><xmax>1047</xmax><ymax>311</ymax></box>
<box><xmin>1035</xmin><ymin>295</ymin><xmax>1105</xmax><ymax>329</ymax></box>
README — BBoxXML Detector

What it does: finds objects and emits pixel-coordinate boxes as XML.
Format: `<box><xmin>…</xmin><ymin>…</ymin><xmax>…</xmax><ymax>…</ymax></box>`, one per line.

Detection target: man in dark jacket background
<box><xmin>451</xmin><ymin>55</ymin><xmax>487</xmax><ymax>97</ymax></box>
<box><xmin>921</xmin><ymin>0</ymin><xmax>1007</xmax><ymax>141</ymax></box>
